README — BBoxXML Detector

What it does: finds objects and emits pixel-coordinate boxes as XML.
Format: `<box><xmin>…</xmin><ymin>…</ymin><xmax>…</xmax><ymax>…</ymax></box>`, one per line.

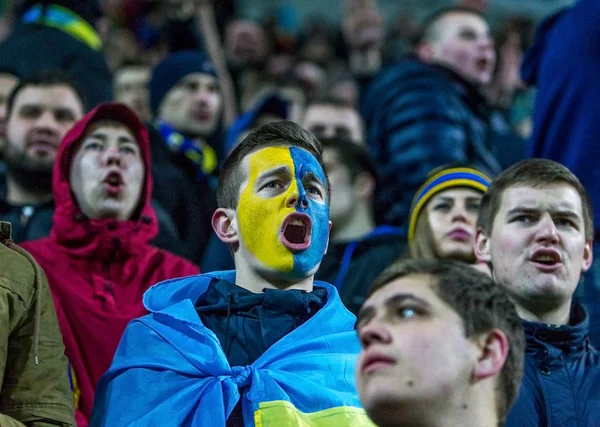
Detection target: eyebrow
<box><xmin>507</xmin><ymin>207</ymin><xmax>581</xmax><ymax>220</ymax></box>
<box><xmin>86</xmin><ymin>132</ymin><xmax>136</xmax><ymax>144</ymax></box>
<box><xmin>256</xmin><ymin>165</ymin><xmax>290</xmax><ymax>182</ymax></box>
<box><xmin>356</xmin><ymin>293</ymin><xmax>431</xmax><ymax>327</ymax></box>
<box><xmin>302</xmin><ymin>171</ymin><xmax>326</xmax><ymax>188</ymax></box>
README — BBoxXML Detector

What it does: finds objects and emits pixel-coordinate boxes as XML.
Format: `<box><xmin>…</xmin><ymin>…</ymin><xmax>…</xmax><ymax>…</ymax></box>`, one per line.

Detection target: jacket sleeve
<box><xmin>0</xmin><ymin>243</ymin><xmax>75</xmax><ymax>427</ymax></box>
<box><xmin>369</xmin><ymin>83</ymin><xmax>470</xmax><ymax>227</ymax></box>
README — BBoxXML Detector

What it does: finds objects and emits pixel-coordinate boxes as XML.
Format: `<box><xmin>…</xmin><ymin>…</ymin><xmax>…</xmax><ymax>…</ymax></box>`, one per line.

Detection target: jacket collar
<box><xmin>522</xmin><ymin>302</ymin><xmax>590</xmax><ymax>355</ymax></box>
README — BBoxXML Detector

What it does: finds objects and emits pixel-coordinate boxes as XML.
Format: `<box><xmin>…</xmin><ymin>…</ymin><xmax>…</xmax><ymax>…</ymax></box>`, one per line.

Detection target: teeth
<box><xmin>291</xmin><ymin>219</ymin><xmax>304</xmax><ymax>226</ymax></box>
<box><xmin>535</xmin><ymin>255</ymin><xmax>556</xmax><ymax>263</ymax></box>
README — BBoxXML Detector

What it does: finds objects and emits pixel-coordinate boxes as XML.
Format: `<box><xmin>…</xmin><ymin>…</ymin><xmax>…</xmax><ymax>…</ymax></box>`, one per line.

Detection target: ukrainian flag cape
<box><xmin>90</xmin><ymin>271</ymin><xmax>375</xmax><ymax>427</ymax></box>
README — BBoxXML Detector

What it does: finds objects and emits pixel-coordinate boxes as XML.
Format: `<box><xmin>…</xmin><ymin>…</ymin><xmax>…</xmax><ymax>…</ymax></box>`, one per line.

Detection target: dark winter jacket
<box><xmin>20</xmin><ymin>103</ymin><xmax>200</xmax><ymax>425</ymax></box>
<box><xmin>315</xmin><ymin>226</ymin><xmax>404</xmax><ymax>314</ymax></box>
<box><xmin>148</xmin><ymin>124</ymin><xmax>217</xmax><ymax>264</ymax></box>
<box><xmin>196</xmin><ymin>278</ymin><xmax>327</xmax><ymax>426</ymax></box>
<box><xmin>522</xmin><ymin>0</ymin><xmax>600</xmax><ymax>235</ymax></box>
<box><xmin>361</xmin><ymin>58</ymin><xmax>504</xmax><ymax>230</ymax></box>
<box><xmin>521</xmin><ymin>0</ymin><xmax>600</xmax><ymax>350</ymax></box>
<box><xmin>0</xmin><ymin>221</ymin><xmax>75</xmax><ymax>427</ymax></box>
<box><xmin>0</xmin><ymin>3</ymin><xmax>112</xmax><ymax>110</ymax></box>
<box><xmin>505</xmin><ymin>304</ymin><xmax>600</xmax><ymax>426</ymax></box>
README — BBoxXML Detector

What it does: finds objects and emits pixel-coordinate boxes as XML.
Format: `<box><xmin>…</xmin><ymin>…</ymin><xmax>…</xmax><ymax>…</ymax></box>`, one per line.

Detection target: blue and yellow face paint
<box><xmin>237</xmin><ymin>146</ymin><xmax>329</xmax><ymax>277</ymax></box>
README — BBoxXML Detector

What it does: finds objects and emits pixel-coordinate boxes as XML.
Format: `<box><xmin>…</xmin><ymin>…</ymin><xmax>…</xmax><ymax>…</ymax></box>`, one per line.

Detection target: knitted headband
<box><xmin>407</xmin><ymin>167</ymin><xmax>492</xmax><ymax>242</ymax></box>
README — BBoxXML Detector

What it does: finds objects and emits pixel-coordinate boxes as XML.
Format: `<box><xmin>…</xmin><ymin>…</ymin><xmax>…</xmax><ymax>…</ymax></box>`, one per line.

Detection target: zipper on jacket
<box><xmin>18</xmin><ymin>206</ymin><xmax>35</xmax><ymax>241</ymax></box>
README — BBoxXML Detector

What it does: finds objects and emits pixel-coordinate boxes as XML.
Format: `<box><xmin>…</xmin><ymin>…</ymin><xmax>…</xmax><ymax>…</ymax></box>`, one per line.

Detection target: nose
<box><xmin>535</xmin><ymin>214</ymin><xmax>559</xmax><ymax>244</ymax></box>
<box><xmin>192</xmin><ymin>89</ymin><xmax>211</xmax><ymax>106</ymax></box>
<box><xmin>103</xmin><ymin>147</ymin><xmax>121</xmax><ymax>167</ymax></box>
<box><xmin>451</xmin><ymin>205</ymin><xmax>469</xmax><ymax>223</ymax></box>
<box><xmin>479</xmin><ymin>36</ymin><xmax>494</xmax><ymax>49</ymax></box>
<box><xmin>285</xmin><ymin>182</ymin><xmax>309</xmax><ymax>209</ymax></box>
<box><xmin>34</xmin><ymin>110</ymin><xmax>60</xmax><ymax>133</ymax></box>
<box><xmin>358</xmin><ymin>319</ymin><xmax>392</xmax><ymax>349</ymax></box>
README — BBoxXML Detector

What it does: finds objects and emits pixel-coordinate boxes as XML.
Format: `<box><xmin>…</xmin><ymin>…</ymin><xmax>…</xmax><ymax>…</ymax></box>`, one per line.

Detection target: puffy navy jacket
<box><xmin>361</xmin><ymin>58</ymin><xmax>504</xmax><ymax>230</ymax></box>
<box><xmin>505</xmin><ymin>304</ymin><xmax>600</xmax><ymax>426</ymax></box>
<box><xmin>522</xmin><ymin>0</ymin><xmax>600</xmax><ymax>235</ymax></box>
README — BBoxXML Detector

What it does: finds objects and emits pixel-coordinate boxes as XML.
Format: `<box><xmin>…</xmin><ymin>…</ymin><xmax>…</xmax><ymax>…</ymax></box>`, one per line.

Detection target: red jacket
<box><xmin>21</xmin><ymin>103</ymin><xmax>200</xmax><ymax>425</ymax></box>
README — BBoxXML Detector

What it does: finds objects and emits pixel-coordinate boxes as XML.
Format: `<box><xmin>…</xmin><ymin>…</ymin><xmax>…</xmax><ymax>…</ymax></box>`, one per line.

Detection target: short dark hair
<box><xmin>477</xmin><ymin>158</ymin><xmax>594</xmax><ymax>240</ymax></box>
<box><xmin>217</xmin><ymin>120</ymin><xmax>330</xmax><ymax>209</ymax></box>
<box><xmin>367</xmin><ymin>259</ymin><xmax>525</xmax><ymax>424</ymax></box>
<box><xmin>320</xmin><ymin>137</ymin><xmax>377</xmax><ymax>185</ymax></box>
<box><xmin>419</xmin><ymin>6</ymin><xmax>488</xmax><ymax>44</ymax></box>
<box><xmin>6</xmin><ymin>70</ymin><xmax>86</xmax><ymax>119</ymax></box>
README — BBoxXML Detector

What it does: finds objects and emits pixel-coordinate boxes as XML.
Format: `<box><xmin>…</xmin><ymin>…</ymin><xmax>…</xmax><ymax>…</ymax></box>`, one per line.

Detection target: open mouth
<box><xmin>530</xmin><ymin>249</ymin><xmax>561</xmax><ymax>270</ymax></box>
<box><xmin>475</xmin><ymin>57</ymin><xmax>490</xmax><ymax>71</ymax></box>
<box><xmin>280</xmin><ymin>213</ymin><xmax>312</xmax><ymax>251</ymax></box>
<box><xmin>103</xmin><ymin>171</ymin><xmax>124</xmax><ymax>194</ymax></box>
<box><xmin>191</xmin><ymin>110</ymin><xmax>212</xmax><ymax>121</ymax></box>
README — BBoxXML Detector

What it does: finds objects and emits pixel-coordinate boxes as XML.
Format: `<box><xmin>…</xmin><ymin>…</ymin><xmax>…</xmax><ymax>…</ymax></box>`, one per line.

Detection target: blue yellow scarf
<box><xmin>157</xmin><ymin>120</ymin><xmax>218</xmax><ymax>180</ymax></box>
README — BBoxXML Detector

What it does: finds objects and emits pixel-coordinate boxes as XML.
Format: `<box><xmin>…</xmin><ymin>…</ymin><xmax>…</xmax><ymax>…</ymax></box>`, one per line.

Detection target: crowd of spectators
<box><xmin>0</xmin><ymin>0</ymin><xmax>598</xmax><ymax>426</ymax></box>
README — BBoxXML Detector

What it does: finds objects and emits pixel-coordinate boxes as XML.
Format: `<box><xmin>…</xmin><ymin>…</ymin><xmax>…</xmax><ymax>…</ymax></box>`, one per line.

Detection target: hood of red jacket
<box><xmin>51</xmin><ymin>102</ymin><xmax>158</xmax><ymax>258</ymax></box>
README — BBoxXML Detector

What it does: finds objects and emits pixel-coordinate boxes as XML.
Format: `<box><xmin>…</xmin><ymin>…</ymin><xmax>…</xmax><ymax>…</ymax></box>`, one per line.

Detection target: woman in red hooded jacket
<box><xmin>21</xmin><ymin>103</ymin><xmax>200</xmax><ymax>426</ymax></box>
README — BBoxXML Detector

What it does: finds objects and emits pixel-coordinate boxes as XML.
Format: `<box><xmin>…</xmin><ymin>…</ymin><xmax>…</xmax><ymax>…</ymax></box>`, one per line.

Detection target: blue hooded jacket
<box><xmin>90</xmin><ymin>271</ymin><xmax>374</xmax><ymax>427</ymax></box>
<box><xmin>505</xmin><ymin>304</ymin><xmax>600</xmax><ymax>426</ymax></box>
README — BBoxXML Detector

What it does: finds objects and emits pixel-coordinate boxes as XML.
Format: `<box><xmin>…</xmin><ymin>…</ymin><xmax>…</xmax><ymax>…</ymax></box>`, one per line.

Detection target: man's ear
<box><xmin>582</xmin><ymin>239</ymin><xmax>594</xmax><ymax>273</ymax></box>
<box><xmin>212</xmin><ymin>208</ymin><xmax>239</xmax><ymax>245</ymax></box>
<box><xmin>474</xmin><ymin>227</ymin><xmax>491</xmax><ymax>264</ymax></box>
<box><xmin>355</xmin><ymin>172</ymin><xmax>376</xmax><ymax>202</ymax></box>
<box><xmin>416</xmin><ymin>43</ymin><xmax>434</xmax><ymax>63</ymax></box>
<box><xmin>472</xmin><ymin>329</ymin><xmax>509</xmax><ymax>382</ymax></box>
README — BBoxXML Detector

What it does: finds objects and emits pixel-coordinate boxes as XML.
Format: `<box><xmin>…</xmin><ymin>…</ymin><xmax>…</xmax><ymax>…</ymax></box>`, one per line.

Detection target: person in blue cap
<box><xmin>91</xmin><ymin>121</ymin><xmax>371</xmax><ymax>427</ymax></box>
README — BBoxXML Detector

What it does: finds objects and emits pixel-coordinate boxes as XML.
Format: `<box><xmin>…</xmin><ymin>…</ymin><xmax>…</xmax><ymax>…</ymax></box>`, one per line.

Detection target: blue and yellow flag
<box><xmin>90</xmin><ymin>271</ymin><xmax>374</xmax><ymax>427</ymax></box>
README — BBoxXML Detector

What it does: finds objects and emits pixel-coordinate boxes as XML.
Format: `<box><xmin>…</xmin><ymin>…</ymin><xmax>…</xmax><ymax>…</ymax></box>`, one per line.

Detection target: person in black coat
<box><xmin>148</xmin><ymin>51</ymin><xmax>224</xmax><ymax>264</ymax></box>
<box><xmin>361</xmin><ymin>7</ymin><xmax>523</xmax><ymax>232</ymax></box>
<box><xmin>315</xmin><ymin>138</ymin><xmax>404</xmax><ymax>314</ymax></box>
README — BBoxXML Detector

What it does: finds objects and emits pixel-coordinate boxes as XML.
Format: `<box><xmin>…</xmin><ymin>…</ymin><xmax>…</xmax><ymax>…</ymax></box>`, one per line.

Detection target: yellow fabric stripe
<box><xmin>70</xmin><ymin>365</ymin><xmax>81</xmax><ymax>409</ymax></box>
<box><xmin>254</xmin><ymin>401</ymin><xmax>377</xmax><ymax>427</ymax></box>
<box><xmin>35</xmin><ymin>4</ymin><xmax>102</xmax><ymax>50</ymax></box>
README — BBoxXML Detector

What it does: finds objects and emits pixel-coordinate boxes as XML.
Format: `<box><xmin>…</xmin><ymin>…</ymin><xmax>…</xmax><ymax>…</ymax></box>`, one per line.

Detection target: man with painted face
<box><xmin>360</xmin><ymin>6</ymin><xmax>523</xmax><ymax>230</ymax></box>
<box><xmin>91</xmin><ymin>121</ymin><xmax>371</xmax><ymax>427</ymax></box>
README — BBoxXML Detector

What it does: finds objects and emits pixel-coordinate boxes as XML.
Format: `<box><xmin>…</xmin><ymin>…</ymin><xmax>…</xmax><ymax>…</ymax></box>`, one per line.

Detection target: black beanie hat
<box><xmin>149</xmin><ymin>50</ymin><xmax>218</xmax><ymax>115</ymax></box>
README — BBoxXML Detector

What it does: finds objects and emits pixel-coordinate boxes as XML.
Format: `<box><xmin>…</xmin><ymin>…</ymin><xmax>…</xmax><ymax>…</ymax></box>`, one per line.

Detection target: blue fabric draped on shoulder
<box><xmin>90</xmin><ymin>271</ymin><xmax>371</xmax><ymax>427</ymax></box>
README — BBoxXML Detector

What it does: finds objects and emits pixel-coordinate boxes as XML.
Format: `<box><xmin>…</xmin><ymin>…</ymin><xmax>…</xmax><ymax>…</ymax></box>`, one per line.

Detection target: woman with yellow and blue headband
<box><xmin>408</xmin><ymin>164</ymin><xmax>492</xmax><ymax>268</ymax></box>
